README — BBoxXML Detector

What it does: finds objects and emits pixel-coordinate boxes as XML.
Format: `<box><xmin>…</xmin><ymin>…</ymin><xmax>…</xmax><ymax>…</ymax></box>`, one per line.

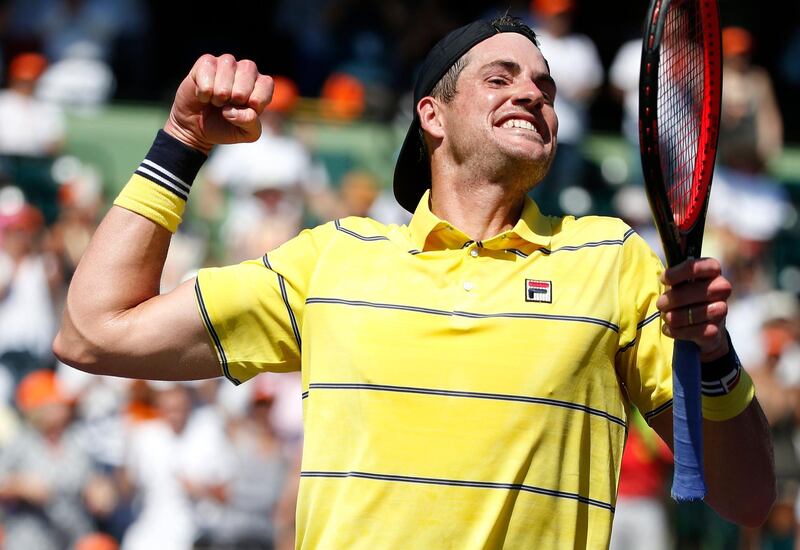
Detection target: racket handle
<box><xmin>671</xmin><ymin>339</ymin><xmax>707</xmax><ymax>501</ymax></box>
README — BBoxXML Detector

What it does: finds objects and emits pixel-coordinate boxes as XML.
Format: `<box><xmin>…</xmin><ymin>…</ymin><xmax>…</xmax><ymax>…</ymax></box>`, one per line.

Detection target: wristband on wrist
<box><xmin>700</xmin><ymin>335</ymin><xmax>755</xmax><ymax>421</ymax></box>
<box><xmin>700</xmin><ymin>333</ymin><xmax>741</xmax><ymax>396</ymax></box>
<box><xmin>113</xmin><ymin>130</ymin><xmax>207</xmax><ymax>233</ymax></box>
<box><xmin>701</xmin><ymin>367</ymin><xmax>755</xmax><ymax>421</ymax></box>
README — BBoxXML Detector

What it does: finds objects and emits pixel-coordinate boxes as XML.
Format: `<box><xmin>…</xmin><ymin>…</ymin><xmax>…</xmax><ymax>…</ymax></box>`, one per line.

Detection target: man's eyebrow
<box><xmin>479</xmin><ymin>59</ymin><xmax>522</xmax><ymax>75</ymax></box>
<box><xmin>479</xmin><ymin>59</ymin><xmax>557</xmax><ymax>91</ymax></box>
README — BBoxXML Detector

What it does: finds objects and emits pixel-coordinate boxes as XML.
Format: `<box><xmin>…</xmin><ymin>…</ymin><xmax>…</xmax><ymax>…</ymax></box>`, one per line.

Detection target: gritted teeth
<box><xmin>500</xmin><ymin>118</ymin><xmax>538</xmax><ymax>132</ymax></box>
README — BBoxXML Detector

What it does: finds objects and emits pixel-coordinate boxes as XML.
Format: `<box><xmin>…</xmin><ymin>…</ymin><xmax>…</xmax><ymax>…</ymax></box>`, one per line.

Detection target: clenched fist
<box><xmin>163</xmin><ymin>54</ymin><xmax>274</xmax><ymax>154</ymax></box>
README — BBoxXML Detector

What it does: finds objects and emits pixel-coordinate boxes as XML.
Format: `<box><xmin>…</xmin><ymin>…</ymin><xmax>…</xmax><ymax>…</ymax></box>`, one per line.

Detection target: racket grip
<box><xmin>670</xmin><ymin>339</ymin><xmax>707</xmax><ymax>501</ymax></box>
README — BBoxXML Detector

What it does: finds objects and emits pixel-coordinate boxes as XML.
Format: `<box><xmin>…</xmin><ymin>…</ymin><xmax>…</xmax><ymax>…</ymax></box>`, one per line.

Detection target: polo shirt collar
<box><xmin>408</xmin><ymin>190</ymin><xmax>552</xmax><ymax>251</ymax></box>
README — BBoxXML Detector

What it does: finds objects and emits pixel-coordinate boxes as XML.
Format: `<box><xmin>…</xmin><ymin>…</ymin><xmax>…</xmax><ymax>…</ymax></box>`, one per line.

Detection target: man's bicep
<box><xmin>120</xmin><ymin>277</ymin><xmax>222</xmax><ymax>380</ymax></box>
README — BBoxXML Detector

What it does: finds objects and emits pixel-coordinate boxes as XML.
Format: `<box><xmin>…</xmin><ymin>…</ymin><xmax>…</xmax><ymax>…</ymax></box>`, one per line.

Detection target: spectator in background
<box><xmin>320</xmin><ymin>72</ymin><xmax>366</xmax><ymax>121</ymax></box>
<box><xmin>47</xmin><ymin>157</ymin><xmax>106</xmax><ymax>283</ymax></box>
<box><xmin>609</xmin><ymin>37</ymin><xmax>640</xmax><ymax>149</ymax></box>
<box><xmin>746</xmin><ymin>292</ymin><xmax>800</xmax><ymax>548</ymax></box>
<box><xmin>717</xmin><ymin>26</ymin><xmax>783</xmax><ymax>174</ymax></box>
<box><xmin>55</xmin><ymin>362</ymin><xmax>134</xmax><ymax>541</ymax></box>
<box><xmin>707</xmin><ymin>26</ymin><xmax>791</xmax><ymax>372</ymax></box>
<box><xmin>202</xmin><ymin>76</ymin><xmax>341</xmax><ymax>262</ymax></box>
<box><xmin>367</xmin><ymin>188</ymin><xmax>413</xmax><ymax>226</ymax></box>
<box><xmin>709</xmin><ymin>214</ymin><xmax>786</xmax><ymax>372</ymax></box>
<box><xmin>609</xmin><ymin>37</ymin><xmax>644</xmax><ymax>184</ymax></box>
<box><xmin>339</xmin><ymin>169</ymin><xmax>380</xmax><ymax>217</ymax></box>
<box><xmin>0</xmin><ymin>54</ymin><xmax>65</xmax><ymax>225</ymax></box>
<box><xmin>195</xmin><ymin>377</ymin><xmax>289</xmax><ymax>550</ymax></box>
<box><xmin>0</xmin><ymin>52</ymin><xmax>65</xmax><ymax>158</ymax></box>
<box><xmin>0</xmin><ymin>192</ymin><xmax>59</xmax><ymax>385</ymax></box>
<box><xmin>334</xmin><ymin>30</ymin><xmax>396</xmax><ymax>120</ymax></box>
<box><xmin>120</xmin><ymin>382</ymin><xmax>228</xmax><ymax>550</ymax></box>
<box><xmin>0</xmin><ymin>370</ymin><xmax>115</xmax><ymax>550</ymax></box>
<box><xmin>710</xmin><ymin>25</ymin><xmax>787</xmax><ymax>237</ymax></box>
<box><xmin>527</xmin><ymin>0</ymin><xmax>603</xmax><ymax>215</ymax></box>
<box><xmin>36</xmin><ymin>40</ymin><xmax>116</xmax><ymax>113</ymax></box>
<box><xmin>178</xmin><ymin>379</ymin><xmax>236</xmax><ymax>548</ymax></box>
<box><xmin>75</xmin><ymin>532</ymin><xmax>119</xmax><ymax>550</ymax></box>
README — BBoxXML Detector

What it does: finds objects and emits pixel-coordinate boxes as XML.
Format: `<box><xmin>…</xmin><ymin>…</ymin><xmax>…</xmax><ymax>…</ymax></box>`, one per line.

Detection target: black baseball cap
<box><xmin>392</xmin><ymin>18</ymin><xmax>540</xmax><ymax>212</ymax></box>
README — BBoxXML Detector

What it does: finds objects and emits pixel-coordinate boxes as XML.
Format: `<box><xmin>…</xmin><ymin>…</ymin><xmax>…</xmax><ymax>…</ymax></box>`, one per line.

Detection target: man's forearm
<box><xmin>54</xmin><ymin>207</ymin><xmax>172</xmax><ymax>367</ymax></box>
<box><xmin>55</xmin><ymin>55</ymin><xmax>271</xmax><ymax>382</ymax></box>
<box><xmin>703</xmin><ymin>397</ymin><xmax>776</xmax><ymax>527</ymax></box>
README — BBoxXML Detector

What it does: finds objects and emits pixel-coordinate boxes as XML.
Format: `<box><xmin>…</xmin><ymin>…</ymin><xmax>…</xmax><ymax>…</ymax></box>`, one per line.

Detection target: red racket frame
<box><xmin>639</xmin><ymin>0</ymin><xmax>722</xmax><ymax>266</ymax></box>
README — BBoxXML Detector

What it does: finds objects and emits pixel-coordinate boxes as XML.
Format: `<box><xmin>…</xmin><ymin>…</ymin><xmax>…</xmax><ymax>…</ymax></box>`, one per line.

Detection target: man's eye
<box><xmin>488</xmin><ymin>77</ymin><xmax>508</xmax><ymax>85</ymax></box>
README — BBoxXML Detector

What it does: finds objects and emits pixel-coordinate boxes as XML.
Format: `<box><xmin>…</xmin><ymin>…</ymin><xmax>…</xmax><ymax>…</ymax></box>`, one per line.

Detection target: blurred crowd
<box><xmin>0</xmin><ymin>0</ymin><xmax>799</xmax><ymax>549</ymax></box>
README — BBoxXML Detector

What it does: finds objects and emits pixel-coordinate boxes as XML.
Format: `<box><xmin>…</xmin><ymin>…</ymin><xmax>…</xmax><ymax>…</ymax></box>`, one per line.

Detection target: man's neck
<box><xmin>429</xmin><ymin>177</ymin><xmax>526</xmax><ymax>242</ymax></box>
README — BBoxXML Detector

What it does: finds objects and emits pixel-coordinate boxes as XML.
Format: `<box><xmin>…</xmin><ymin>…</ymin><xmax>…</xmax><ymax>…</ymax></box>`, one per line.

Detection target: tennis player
<box><xmin>55</xmin><ymin>15</ymin><xmax>775</xmax><ymax>548</ymax></box>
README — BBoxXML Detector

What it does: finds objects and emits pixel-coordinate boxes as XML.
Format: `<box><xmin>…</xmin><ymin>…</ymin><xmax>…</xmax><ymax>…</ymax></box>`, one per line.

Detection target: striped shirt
<box><xmin>195</xmin><ymin>190</ymin><xmax>674</xmax><ymax>549</ymax></box>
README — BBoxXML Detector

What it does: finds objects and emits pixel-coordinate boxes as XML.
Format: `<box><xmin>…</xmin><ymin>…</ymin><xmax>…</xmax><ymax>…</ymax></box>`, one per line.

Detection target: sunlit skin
<box><xmin>419</xmin><ymin>33</ymin><xmax>558</xmax><ymax>242</ymax></box>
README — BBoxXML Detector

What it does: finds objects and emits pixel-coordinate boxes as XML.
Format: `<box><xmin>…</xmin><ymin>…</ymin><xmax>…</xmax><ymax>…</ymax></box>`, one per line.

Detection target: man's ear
<box><xmin>418</xmin><ymin>97</ymin><xmax>445</xmax><ymax>141</ymax></box>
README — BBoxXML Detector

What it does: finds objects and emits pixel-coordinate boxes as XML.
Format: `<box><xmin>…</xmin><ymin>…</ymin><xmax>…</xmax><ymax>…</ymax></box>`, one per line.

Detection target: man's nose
<box><xmin>512</xmin><ymin>82</ymin><xmax>545</xmax><ymax>107</ymax></box>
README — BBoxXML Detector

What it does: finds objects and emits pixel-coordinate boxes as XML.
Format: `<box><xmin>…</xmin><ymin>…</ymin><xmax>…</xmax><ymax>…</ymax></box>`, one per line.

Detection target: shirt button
<box><xmin>470</xmin><ymin>249</ymin><xmax>479</xmax><ymax>257</ymax></box>
<box><xmin>463</xmin><ymin>281</ymin><xmax>474</xmax><ymax>291</ymax></box>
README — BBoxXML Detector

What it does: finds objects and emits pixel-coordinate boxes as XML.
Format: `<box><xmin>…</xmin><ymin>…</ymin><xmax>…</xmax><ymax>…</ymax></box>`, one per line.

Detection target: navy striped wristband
<box><xmin>133</xmin><ymin>130</ymin><xmax>208</xmax><ymax>202</ymax></box>
<box><xmin>701</xmin><ymin>334</ymin><xmax>742</xmax><ymax>396</ymax></box>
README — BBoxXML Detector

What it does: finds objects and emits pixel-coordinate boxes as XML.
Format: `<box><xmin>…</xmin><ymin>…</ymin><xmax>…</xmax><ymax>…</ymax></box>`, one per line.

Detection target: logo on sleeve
<box><xmin>525</xmin><ymin>279</ymin><xmax>552</xmax><ymax>303</ymax></box>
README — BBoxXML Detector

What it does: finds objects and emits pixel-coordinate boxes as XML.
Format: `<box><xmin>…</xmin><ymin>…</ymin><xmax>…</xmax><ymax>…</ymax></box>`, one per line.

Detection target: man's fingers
<box><xmin>656</xmin><ymin>276</ymin><xmax>732</xmax><ymax>311</ymax></box>
<box><xmin>221</xmin><ymin>105</ymin><xmax>262</xmax><ymax>142</ymax></box>
<box><xmin>249</xmin><ymin>74</ymin><xmax>275</xmax><ymax>114</ymax></box>
<box><xmin>662</xmin><ymin>320</ymin><xmax>723</xmax><ymax>342</ymax></box>
<box><xmin>661</xmin><ymin>257</ymin><xmax>722</xmax><ymax>286</ymax></box>
<box><xmin>657</xmin><ymin>256</ymin><xmax>732</xmax><ymax>359</ymax></box>
<box><xmin>222</xmin><ymin>105</ymin><xmax>259</xmax><ymax>126</ymax></box>
<box><xmin>211</xmin><ymin>54</ymin><xmax>237</xmax><ymax>107</ymax></box>
<box><xmin>192</xmin><ymin>54</ymin><xmax>217</xmax><ymax>104</ymax></box>
<box><xmin>230</xmin><ymin>59</ymin><xmax>259</xmax><ymax>106</ymax></box>
<box><xmin>189</xmin><ymin>54</ymin><xmax>272</xmax><ymax>113</ymax></box>
<box><xmin>663</xmin><ymin>301</ymin><xmax>728</xmax><ymax>328</ymax></box>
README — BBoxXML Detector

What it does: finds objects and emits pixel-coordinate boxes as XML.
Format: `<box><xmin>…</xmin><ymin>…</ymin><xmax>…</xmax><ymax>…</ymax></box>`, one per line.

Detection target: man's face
<box><xmin>434</xmin><ymin>33</ymin><xmax>559</xmax><ymax>187</ymax></box>
<box><xmin>156</xmin><ymin>387</ymin><xmax>192</xmax><ymax>434</ymax></box>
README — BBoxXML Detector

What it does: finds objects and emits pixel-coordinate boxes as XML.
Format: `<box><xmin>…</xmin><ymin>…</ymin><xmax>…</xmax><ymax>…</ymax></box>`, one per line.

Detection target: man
<box><xmin>55</xmin><ymin>15</ymin><xmax>775</xmax><ymax>549</ymax></box>
<box><xmin>527</xmin><ymin>0</ymin><xmax>603</xmax><ymax>214</ymax></box>
<box><xmin>0</xmin><ymin>52</ymin><xmax>65</xmax><ymax>157</ymax></box>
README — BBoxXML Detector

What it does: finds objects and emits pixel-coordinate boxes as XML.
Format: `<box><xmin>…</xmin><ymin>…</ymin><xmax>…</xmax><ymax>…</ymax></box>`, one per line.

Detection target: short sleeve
<box><xmin>615</xmin><ymin>230</ymin><xmax>674</xmax><ymax>423</ymax></box>
<box><xmin>195</xmin><ymin>224</ymin><xmax>331</xmax><ymax>385</ymax></box>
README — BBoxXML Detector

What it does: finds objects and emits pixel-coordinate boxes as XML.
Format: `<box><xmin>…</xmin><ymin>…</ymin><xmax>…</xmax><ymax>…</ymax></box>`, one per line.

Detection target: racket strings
<box><xmin>657</xmin><ymin>0</ymin><xmax>705</xmax><ymax>228</ymax></box>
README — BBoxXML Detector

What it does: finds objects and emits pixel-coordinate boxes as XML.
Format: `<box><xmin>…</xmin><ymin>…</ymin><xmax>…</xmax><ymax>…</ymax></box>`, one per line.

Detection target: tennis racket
<box><xmin>638</xmin><ymin>0</ymin><xmax>722</xmax><ymax>501</ymax></box>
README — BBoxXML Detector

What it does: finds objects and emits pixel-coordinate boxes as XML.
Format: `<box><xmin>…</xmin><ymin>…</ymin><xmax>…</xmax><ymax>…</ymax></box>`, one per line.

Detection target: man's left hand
<box><xmin>656</xmin><ymin>257</ymin><xmax>732</xmax><ymax>362</ymax></box>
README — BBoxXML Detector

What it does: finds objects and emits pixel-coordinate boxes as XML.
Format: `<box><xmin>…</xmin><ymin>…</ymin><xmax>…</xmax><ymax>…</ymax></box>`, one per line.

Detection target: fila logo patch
<box><xmin>525</xmin><ymin>279</ymin><xmax>552</xmax><ymax>303</ymax></box>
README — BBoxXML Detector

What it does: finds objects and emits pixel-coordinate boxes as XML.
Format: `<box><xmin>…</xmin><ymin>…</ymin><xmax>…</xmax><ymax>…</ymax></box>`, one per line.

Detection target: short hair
<box><xmin>430</xmin><ymin>55</ymin><xmax>470</xmax><ymax>104</ymax></box>
<box><xmin>429</xmin><ymin>15</ymin><xmax>537</xmax><ymax>104</ymax></box>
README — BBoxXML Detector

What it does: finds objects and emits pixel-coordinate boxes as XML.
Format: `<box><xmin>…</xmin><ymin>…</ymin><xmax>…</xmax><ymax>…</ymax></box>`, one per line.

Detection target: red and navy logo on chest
<box><xmin>525</xmin><ymin>279</ymin><xmax>552</xmax><ymax>303</ymax></box>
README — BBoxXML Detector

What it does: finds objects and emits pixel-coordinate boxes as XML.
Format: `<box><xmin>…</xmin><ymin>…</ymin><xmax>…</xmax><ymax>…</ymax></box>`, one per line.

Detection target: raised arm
<box><xmin>53</xmin><ymin>54</ymin><xmax>274</xmax><ymax>381</ymax></box>
<box><xmin>651</xmin><ymin>257</ymin><xmax>776</xmax><ymax>526</ymax></box>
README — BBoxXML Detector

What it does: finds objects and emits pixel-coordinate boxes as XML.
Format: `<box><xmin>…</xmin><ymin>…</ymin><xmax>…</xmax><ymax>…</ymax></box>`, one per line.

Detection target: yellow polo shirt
<box><xmin>195</xmin><ymin>191</ymin><xmax>674</xmax><ymax>549</ymax></box>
